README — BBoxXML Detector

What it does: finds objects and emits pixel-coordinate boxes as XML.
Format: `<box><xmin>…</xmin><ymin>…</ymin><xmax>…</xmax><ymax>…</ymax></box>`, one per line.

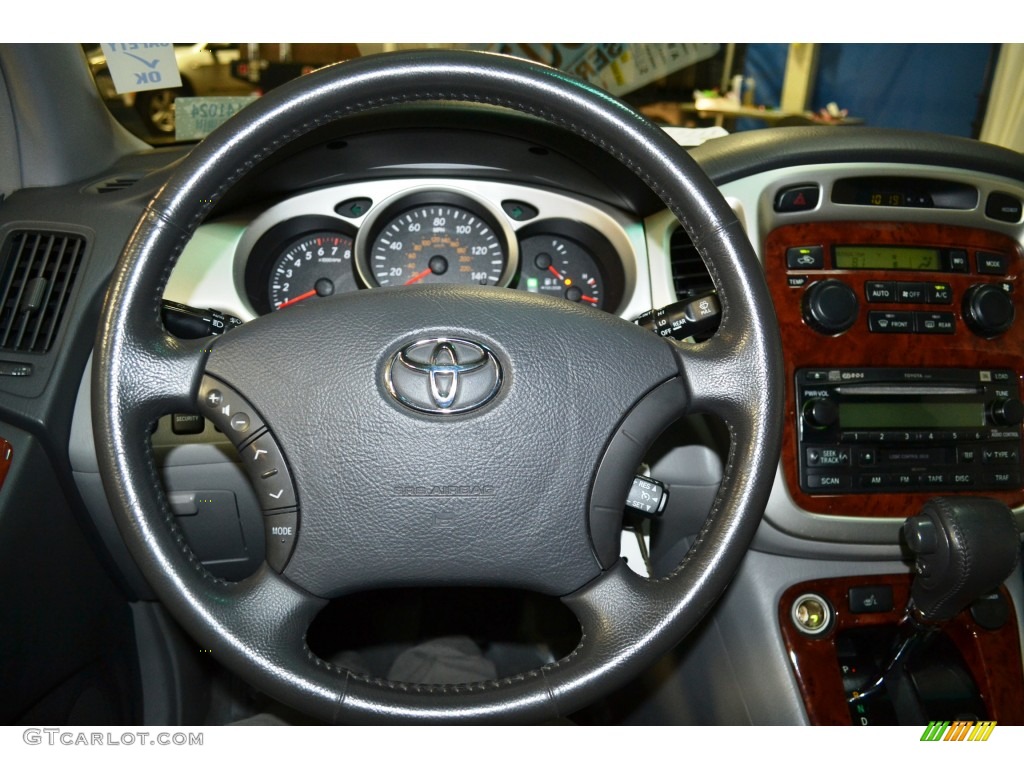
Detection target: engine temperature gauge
<box><xmin>517</xmin><ymin>234</ymin><xmax>604</xmax><ymax>309</ymax></box>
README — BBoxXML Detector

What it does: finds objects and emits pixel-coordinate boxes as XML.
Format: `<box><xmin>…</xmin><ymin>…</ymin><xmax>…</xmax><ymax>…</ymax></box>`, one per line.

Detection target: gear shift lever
<box><xmin>849</xmin><ymin>497</ymin><xmax>1020</xmax><ymax>717</ymax></box>
<box><xmin>904</xmin><ymin>496</ymin><xmax>1020</xmax><ymax>623</ymax></box>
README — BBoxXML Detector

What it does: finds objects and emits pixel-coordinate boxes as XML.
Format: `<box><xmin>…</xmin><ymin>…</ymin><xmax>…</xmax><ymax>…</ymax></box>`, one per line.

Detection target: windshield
<box><xmin>87</xmin><ymin>43</ymin><xmax>1018</xmax><ymax>151</ymax></box>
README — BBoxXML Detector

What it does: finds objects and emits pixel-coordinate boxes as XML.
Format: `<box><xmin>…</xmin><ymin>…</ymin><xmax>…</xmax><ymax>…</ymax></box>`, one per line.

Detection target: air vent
<box><xmin>91</xmin><ymin>175</ymin><xmax>141</xmax><ymax>194</ymax></box>
<box><xmin>0</xmin><ymin>231</ymin><xmax>84</xmax><ymax>353</ymax></box>
<box><xmin>669</xmin><ymin>225</ymin><xmax>715</xmax><ymax>300</ymax></box>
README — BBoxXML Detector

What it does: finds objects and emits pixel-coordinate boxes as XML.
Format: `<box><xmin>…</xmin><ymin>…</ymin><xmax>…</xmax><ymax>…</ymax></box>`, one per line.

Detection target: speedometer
<box><xmin>366</xmin><ymin>203</ymin><xmax>508</xmax><ymax>287</ymax></box>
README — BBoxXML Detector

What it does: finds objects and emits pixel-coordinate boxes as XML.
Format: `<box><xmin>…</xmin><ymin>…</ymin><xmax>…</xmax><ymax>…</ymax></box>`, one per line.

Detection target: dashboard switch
<box><xmin>986</xmin><ymin>192</ymin><xmax>1022</xmax><ymax>223</ymax></box>
<box><xmin>976</xmin><ymin>252</ymin><xmax>1008</xmax><ymax>275</ymax></box>
<box><xmin>865</xmin><ymin>281</ymin><xmax>895</xmax><ymax>302</ymax></box>
<box><xmin>848</xmin><ymin>585</ymin><xmax>893</xmax><ymax>614</ymax></box>
<box><xmin>786</xmin><ymin>245</ymin><xmax>824</xmax><ymax>270</ymax></box>
<box><xmin>775</xmin><ymin>185</ymin><xmax>820</xmax><ymax>213</ymax></box>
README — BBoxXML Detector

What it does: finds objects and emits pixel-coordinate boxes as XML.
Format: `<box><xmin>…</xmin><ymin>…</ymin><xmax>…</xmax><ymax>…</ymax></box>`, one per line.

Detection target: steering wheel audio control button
<box><xmin>264</xmin><ymin>512</ymin><xmax>298</xmax><ymax>572</ymax></box>
<box><xmin>242</xmin><ymin>432</ymin><xmax>297</xmax><ymax>512</ymax></box>
<box><xmin>198</xmin><ymin>375</ymin><xmax>266</xmax><ymax>445</ymax></box>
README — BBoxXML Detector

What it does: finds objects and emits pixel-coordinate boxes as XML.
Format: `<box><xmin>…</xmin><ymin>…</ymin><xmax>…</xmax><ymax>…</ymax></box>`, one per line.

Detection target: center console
<box><xmin>765</xmin><ymin>217</ymin><xmax>1024</xmax><ymax>725</ymax></box>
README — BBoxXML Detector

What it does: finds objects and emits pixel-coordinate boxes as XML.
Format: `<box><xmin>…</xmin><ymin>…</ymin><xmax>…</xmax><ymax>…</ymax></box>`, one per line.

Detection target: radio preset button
<box><xmin>865</xmin><ymin>281</ymin><xmax>895</xmax><ymax>302</ymax></box>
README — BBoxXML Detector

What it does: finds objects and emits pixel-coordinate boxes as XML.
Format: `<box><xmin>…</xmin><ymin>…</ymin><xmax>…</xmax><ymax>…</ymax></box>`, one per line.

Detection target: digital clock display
<box><xmin>834</xmin><ymin>245</ymin><xmax>941</xmax><ymax>271</ymax></box>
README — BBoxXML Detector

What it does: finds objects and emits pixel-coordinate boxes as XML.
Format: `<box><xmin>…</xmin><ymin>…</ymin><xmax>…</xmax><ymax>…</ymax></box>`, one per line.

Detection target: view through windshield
<box><xmin>88</xmin><ymin>43</ymin><xmax>1017</xmax><ymax>150</ymax></box>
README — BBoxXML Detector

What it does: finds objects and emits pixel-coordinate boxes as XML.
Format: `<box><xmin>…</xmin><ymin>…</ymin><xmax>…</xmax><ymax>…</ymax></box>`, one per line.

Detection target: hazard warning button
<box><xmin>774</xmin><ymin>184</ymin><xmax>821</xmax><ymax>213</ymax></box>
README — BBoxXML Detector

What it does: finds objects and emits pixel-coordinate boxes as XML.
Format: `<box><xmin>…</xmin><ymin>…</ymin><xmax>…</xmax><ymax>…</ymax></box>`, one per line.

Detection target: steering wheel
<box><xmin>93</xmin><ymin>50</ymin><xmax>783</xmax><ymax>723</ymax></box>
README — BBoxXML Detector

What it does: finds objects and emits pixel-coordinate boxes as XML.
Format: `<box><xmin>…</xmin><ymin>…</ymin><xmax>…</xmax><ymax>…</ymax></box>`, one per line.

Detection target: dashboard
<box><xmin>71</xmin><ymin>124</ymin><xmax>1024</xmax><ymax>725</ymax></box>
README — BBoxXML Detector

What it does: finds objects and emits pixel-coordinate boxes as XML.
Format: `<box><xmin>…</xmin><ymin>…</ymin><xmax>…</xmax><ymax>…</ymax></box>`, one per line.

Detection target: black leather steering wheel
<box><xmin>93</xmin><ymin>50</ymin><xmax>783</xmax><ymax>723</ymax></box>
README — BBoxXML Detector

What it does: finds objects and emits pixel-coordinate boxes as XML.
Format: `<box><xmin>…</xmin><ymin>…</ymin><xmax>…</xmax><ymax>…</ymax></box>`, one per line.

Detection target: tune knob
<box><xmin>802</xmin><ymin>279</ymin><xmax>858</xmax><ymax>335</ymax></box>
<box><xmin>989</xmin><ymin>398</ymin><xmax>1024</xmax><ymax>426</ymax></box>
<box><xmin>963</xmin><ymin>284</ymin><xmax>1015</xmax><ymax>338</ymax></box>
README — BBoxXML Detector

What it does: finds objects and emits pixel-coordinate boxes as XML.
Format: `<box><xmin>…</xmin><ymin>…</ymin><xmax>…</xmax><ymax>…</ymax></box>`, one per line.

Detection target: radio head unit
<box><xmin>797</xmin><ymin>368</ymin><xmax>1022</xmax><ymax>494</ymax></box>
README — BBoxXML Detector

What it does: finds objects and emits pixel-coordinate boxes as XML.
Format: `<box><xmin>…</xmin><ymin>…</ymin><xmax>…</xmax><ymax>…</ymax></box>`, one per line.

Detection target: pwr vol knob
<box><xmin>802</xmin><ymin>279</ymin><xmax>859</xmax><ymax>335</ymax></box>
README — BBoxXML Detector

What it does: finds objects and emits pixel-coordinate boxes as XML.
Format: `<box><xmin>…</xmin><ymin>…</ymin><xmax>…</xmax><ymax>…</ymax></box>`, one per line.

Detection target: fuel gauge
<box><xmin>518</xmin><ymin>234</ymin><xmax>604</xmax><ymax>309</ymax></box>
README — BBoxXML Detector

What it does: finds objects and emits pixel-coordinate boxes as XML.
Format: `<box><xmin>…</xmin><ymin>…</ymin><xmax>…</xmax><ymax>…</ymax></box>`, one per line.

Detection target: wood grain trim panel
<box><xmin>778</xmin><ymin>574</ymin><xmax>1024</xmax><ymax>725</ymax></box>
<box><xmin>767</xmin><ymin>221</ymin><xmax>1024</xmax><ymax>516</ymax></box>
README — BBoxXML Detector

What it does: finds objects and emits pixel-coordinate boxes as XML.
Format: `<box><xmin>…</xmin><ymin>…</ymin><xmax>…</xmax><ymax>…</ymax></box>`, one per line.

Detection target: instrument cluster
<box><xmin>239</xmin><ymin>181</ymin><xmax>631</xmax><ymax>316</ymax></box>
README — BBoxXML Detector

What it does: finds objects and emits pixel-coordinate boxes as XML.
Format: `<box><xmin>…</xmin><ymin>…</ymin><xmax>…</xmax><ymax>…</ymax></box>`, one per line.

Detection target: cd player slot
<box><xmin>836</xmin><ymin>385</ymin><xmax>978</xmax><ymax>396</ymax></box>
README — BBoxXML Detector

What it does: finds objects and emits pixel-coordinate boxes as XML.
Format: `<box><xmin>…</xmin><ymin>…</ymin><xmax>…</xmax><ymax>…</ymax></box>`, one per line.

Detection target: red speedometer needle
<box><xmin>276</xmin><ymin>289</ymin><xmax>317</xmax><ymax>309</ymax></box>
<box><xmin>404</xmin><ymin>267</ymin><xmax>433</xmax><ymax>285</ymax></box>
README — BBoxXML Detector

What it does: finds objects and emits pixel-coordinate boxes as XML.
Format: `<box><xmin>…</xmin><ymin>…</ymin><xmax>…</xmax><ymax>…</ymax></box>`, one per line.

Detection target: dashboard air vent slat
<box><xmin>669</xmin><ymin>225</ymin><xmax>715</xmax><ymax>300</ymax></box>
<box><xmin>92</xmin><ymin>176</ymin><xmax>141</xmax><ymax>194</ymax></box>
<box><xmin>0</xmin><ymin>231</ymin><xmax>84</xmax><ymax>353</ymax></box>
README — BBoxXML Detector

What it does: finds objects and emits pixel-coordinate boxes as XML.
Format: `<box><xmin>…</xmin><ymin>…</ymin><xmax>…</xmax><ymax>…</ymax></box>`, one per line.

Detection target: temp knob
<box><xmin>802</xmin><ymin>280</ymin><xmax>858</xmax><ymax>335</ymax></box>
<box><xmin>803</xmin><ymin>398</ymin><xmax>838</xmax><ymax>429</ymax></box>
<box><xmin>989</xmin><ymin>397</ymin><xmax>1024</xmax><ymax>426</ymax></box>
<box><xmin>963</xmin><ymin>284</ymin><xmax>1014</xmax><ymax>338</ymax></box>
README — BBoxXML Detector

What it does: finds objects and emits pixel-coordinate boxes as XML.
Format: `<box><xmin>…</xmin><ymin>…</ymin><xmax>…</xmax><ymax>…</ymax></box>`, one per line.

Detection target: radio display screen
<box><xmin>834</xmin><ymin>245</ymin><xmax>942</xmax><ymax>271</ymax></box>
<box><xmin>840</xmin><ymin>401</ymin><xmax>985</xmax><ymax>429</ymax></box>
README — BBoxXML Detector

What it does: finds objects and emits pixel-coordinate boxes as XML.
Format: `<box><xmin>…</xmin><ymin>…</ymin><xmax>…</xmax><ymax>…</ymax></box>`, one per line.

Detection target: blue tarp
<box><xmin>740</xmin><ymin>44</ymin><xmax>993</xmax><ymax>137</ymax></box>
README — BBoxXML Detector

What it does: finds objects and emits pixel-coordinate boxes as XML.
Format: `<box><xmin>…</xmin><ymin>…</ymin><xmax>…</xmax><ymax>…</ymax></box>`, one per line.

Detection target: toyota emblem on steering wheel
<box><xmin>384</xmin><ymin>338</ymin><xmax>503</xmax><ymax>414</ymax></box>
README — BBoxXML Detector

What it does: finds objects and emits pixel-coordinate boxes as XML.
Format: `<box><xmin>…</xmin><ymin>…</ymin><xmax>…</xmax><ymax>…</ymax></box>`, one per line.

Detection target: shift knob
<box><xmin>903</xmin><ymin>497</ymin><xmax>1020</xmax><ymax>623</ymax></box>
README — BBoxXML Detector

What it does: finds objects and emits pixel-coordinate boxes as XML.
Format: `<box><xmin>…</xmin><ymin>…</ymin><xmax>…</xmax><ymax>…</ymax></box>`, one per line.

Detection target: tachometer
<box><xmin>268</xmin><ymin>232</ymin><xmax>357</xmax><ymax>310</ymax></box>
<box><xmin>366</xmin><ymin>203</ymin><xmax>507</xmax><ymax>287</ymax></box>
